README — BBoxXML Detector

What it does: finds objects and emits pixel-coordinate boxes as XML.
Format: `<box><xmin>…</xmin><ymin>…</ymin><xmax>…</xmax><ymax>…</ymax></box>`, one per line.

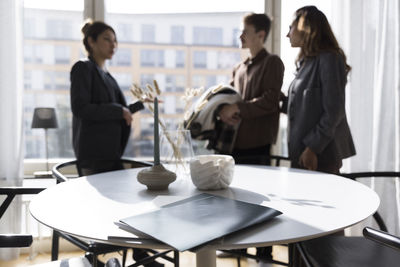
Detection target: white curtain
<box><xmin>332</xmin><ymin>0</ymin><xmax>400</xmax><ymax>235</ymax></box>
<box><xmin>0</xmin><ymin>0</ymin><xmax>24</xmax><ymax>260</ymax></box>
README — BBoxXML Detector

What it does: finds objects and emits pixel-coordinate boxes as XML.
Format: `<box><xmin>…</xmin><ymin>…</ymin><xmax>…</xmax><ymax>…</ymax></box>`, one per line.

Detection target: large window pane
<box><xmin>170</xmin><ymin>25</ymin><xmax>184</xmax><ymax>44</ymax></box>
<box><xmin>193</xmin><ymin>27</ymin><xmax>223</xmax><ymax>46</ymax></box>
<box><xmin>23</xmin><ymin>1</ymin><xmax>83</xmax><ymax>160</ymax></box>
<box><xmin>105</xmin><ymin>0</ymin><xmax>257</xmax><ymax>158</ymax></box>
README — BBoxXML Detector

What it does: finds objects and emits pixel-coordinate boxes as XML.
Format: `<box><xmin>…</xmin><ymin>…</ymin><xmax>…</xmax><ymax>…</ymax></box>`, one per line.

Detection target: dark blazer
<box><xmin>287</xmin><ymin>52</ymin><xmax>356</xmax><ymax>166</ymax></box>
<box><xmin>70</xmin><ymin>57</ymin><xmax>130</xmax><ymax>162</ymax></box>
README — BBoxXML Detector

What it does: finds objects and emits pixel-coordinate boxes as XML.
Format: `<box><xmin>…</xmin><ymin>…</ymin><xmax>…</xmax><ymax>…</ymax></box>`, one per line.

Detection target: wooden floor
<box><xmin>0</xmin><ymin>246</ymin><xmax>288</xmax><ymax>267</ymax></box>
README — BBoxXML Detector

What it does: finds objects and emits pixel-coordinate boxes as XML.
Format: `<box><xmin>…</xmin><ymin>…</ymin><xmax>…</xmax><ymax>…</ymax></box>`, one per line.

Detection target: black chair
<box><xmin>0</xmin><ymin>186</ymin><xmax>95</xmax><ymax>266</ymax></box>
<box><xmin>363</xmin><ymin>226</ymin><xmax>400</xmax><ymax>251</ymax></box>
<box><xmin>293</xmin><ymin>171</ymin><xmax>400</xmax><ymax>267</ymax></box>
<box><xmin>218</xmin><ymin>155</ymin><xmax>291</xmax><ymax>267</ymax></box>
<box><xmin>51</xmin><ymin>158</ymin><xmax>179</xmax><ymax>267</ymax></box>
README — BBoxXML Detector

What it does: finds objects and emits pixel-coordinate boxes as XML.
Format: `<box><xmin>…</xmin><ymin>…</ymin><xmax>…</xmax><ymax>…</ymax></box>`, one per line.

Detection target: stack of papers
<box><xmin>116</xmin><ymin>193</ymin><xmax>282</xmax><ymax>251</ymax></box>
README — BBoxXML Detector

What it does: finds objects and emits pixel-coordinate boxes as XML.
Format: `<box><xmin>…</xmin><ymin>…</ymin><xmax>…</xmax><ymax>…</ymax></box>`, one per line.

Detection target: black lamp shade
<box><xmin>31</xmin><ymin>108</ymin><xmax>58</xmax><ymax>129</ymax></box>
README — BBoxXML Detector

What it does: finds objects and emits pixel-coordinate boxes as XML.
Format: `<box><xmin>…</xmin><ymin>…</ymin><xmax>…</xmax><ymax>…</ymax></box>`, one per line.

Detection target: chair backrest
<box><xmin>0</xmin><ymin>187</ymin><xmax>44</xmax><ymax>248</ymax></box>
<box><xmin>52</xmin><ymin>160</ymin><xmax>79</xmax><ymax>183</ymax></box>
<box><xmin>339</xmin><ymin>171</ymin><xmax>400</xmax><ymax>232</ymax></box>
<box><xmin>363</xmin><ymin>227</ymin><xmax>400</xmax><ymax>251</ymax></box>
<box><xmin>52</xmin><ymin>158</ymin><xmax>152</xmax><ymax>183</ymax></box>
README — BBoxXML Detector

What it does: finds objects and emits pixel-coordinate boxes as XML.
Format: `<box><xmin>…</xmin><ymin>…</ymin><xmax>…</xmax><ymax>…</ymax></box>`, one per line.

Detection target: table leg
<box><xmin>196</xmin><ymin>248</ymin><xmax>216</xmax><ymax>267</ymax></box>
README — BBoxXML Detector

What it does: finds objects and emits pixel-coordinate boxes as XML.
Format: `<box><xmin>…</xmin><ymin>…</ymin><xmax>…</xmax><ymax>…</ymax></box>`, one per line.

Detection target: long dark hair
<box><xmin>81</xmin><ymin>20</ymin><xmax>116</xmax><ymax>55</ymax></box>
<box><xmin>294</xmin><ymin>6</ymin><xmax>351</xmax><ymax>73</ymax></box>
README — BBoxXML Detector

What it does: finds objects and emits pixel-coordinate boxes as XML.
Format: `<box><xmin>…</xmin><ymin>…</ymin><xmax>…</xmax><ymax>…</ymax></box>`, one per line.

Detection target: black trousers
<box><xmin>231</xmin><ymin>144</ymin><xmax>271</xmax><ymax>165</ymax></box>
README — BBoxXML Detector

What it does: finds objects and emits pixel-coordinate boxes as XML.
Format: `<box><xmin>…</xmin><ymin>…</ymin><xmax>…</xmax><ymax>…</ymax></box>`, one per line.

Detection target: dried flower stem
<box><xmin>130</xmin><ymin>80</ymin><xmax>188</xmax><ymax>167</ymax></box>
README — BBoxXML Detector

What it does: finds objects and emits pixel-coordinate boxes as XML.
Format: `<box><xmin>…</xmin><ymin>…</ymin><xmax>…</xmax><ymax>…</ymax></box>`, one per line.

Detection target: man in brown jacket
<box><xmin>219</xmin><ymin>13</ymin><xmax>284</xmax><ymax>165</ymax></box>
<box><xmin>218</xmin><ymin>13</ymin><xmax>284</xmax><ymax>263</ymax></box>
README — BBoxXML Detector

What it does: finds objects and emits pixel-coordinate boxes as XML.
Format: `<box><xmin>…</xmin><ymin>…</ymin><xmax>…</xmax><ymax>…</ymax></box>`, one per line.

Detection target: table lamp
<box><xmin>31</xmin><ymin>107</ymin><xmax>58</xmax><ymax>178</ymax></box>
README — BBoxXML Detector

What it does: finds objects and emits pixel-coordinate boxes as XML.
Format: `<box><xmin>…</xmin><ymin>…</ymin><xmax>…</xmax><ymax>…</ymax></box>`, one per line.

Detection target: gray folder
<box><xmin>119</xmin><ymin>193</ymin><xmax>282</xmax><ymax>251</ymax></box>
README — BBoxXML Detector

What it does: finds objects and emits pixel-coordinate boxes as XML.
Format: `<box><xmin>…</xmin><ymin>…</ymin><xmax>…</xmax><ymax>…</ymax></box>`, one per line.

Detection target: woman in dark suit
<box><xmin>70</xmin><ymin>21</ymin><xmax>133</xmax><ymax>176</ymax></box>
<box><xmin>71</xmin><ymin>21</ymin><xmax>163</xmax><ymax>267</ymax></box>
<box><xmin>286</xmin><ymin>6</ymin><xmax>356</xmax><ymax>174</ymax></box>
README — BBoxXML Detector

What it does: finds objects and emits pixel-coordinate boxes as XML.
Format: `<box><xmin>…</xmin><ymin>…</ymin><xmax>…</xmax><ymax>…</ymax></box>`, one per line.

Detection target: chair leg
<box><xmin>122</xmin><ymin>249</ymin><xmax>127</xmax><ymax>267</ymax></box>
<box><xmin>92</xmin><ymin>254</ymin><xmax>98</xmax><ymax>267</ymax></box>
<box><xmin>174</xmin><ymin>250</ymin><xmax>179</xmax><ymax>267</ymax></box>
<box><xmin>236</xmin><ymin>256</ymin><xmax>241</xmax><ymax>267</ymax></box>
<box><xmin>288</xmin><ymin>243</ymin><xmax>294</xmax><ymax>267</ymax></box>
<box><xmin>51</xmin><ymin>230</ymin><xmax>59</xmax><ymax>261</ymax></box>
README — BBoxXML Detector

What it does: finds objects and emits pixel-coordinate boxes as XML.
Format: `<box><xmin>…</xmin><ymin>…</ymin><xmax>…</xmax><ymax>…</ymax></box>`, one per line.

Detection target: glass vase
<box><xmin>160</xmin><ymin>129</ymin><xmax>194</xmax><ymax>179</ymax></box>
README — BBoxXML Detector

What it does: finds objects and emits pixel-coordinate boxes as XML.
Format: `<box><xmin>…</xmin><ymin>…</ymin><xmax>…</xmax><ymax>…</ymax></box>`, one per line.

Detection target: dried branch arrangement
<box><xmin>130</xmin><ymin>80</ymin><xmax>203</xmax><ymax>168</ymax></box>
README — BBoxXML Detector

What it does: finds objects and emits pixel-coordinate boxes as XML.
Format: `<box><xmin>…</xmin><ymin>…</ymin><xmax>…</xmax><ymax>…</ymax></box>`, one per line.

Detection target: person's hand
<box><xmin>299</xmin><ymin>147</ymin><xmax>318</xmax><ymax>170</ymax></box>
<box><xmin>219</xmin><ymin>104</ymin><xmax>241</xmax><ymax>126</ymax></box>
<box><xmin>122</xmin><ymin>107</ymin><xmax>133</xmax><ymax>126</ymax></box>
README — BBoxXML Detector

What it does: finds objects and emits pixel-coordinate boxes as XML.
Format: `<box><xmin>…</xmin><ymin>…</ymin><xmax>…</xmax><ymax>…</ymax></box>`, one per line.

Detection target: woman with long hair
<box><xmin>286</xmin><ymin>6</ymin><xmax>356</xmax><ymax>174</ymax></box>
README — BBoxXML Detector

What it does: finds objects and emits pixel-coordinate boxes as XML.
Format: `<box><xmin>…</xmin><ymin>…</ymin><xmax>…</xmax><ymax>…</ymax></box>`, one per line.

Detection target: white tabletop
<box><xmin>30</xmin><ymin>165</ymin><xmax>379</xmax><ymax>252</ymax></box>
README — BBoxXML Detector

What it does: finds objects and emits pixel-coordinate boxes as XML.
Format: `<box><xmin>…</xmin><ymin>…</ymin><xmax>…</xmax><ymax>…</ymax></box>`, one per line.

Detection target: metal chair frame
<box><xmin>0</xmin><ymin>187</ymin><xmax>44</xmax><ymax>248</ymax></box>
<box><xmin>51</xmin><ymin>158</ymin><xmax>179</xmax><ymax>267</ymax></box>
<box><xmin>363</xmin><ymin>227</ymin><xmax>400</xmax><ymax>251</ymax></box>
<box><xmin>294</xmin><ymin>171</ymin><xmax>400</xmax><ymax>267</ymax></box>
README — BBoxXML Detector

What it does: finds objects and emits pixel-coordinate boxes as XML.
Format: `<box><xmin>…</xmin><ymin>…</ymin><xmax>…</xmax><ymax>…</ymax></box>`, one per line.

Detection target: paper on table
<box><xmin>119</xmin><ymin>193</ymin><xmax>282</xmax><ymax>251</ymax></box>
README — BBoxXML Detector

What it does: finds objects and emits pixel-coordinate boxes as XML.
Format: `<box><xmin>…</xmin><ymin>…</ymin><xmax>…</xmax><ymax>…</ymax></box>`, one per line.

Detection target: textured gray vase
<box><xmin>137</xmin><ymin>164</ymin><xmax>177</xmax><ymax>190</ymax></box>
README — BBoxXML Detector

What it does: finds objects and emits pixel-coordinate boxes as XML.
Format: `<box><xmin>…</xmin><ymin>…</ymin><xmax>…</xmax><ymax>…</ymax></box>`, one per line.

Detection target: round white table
<box><xmin>30</xmin><ymin>165</ymin><xmax>379</xmax><ymax>267</ymax></box>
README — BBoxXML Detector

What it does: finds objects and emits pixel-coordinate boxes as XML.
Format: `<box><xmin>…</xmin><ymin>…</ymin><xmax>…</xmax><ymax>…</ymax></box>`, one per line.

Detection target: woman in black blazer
<box><xmin>286</xmin><ymin>6</ymin><xmax>356</xmax><ymax>174</ymax></box>
<box><xmin>70</xmin><ymin>21</ymin><xmax>135</xmax><ymax>176</ymax></box>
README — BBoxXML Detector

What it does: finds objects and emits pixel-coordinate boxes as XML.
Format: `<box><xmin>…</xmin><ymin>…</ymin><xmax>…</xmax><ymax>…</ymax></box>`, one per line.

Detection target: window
<box><xmin>217</xmin><ymin>51</ymin><xmax>241</xmax><ymax>69</ymax></box>
<box><xmin>110</xmin><ymin>48</ymin><xmax>131</xmax><ymax>66</ymax></box>
<box><xmin>22</xmin><ymin>1</ymin><xmax>261</xmax><ymax>160</ymax></box>
<box><xmin>54</xmin><ymin>46</ymin><xmax>70</xmax><ymax>64</ymax></box>
<box><xmin>113</xmin><ymin>73</ymin><xmax>132</xmax><ymax>91</ymax></box>
<box><xmin>24</xmin><ymin>18</ymin><xmax>36</xmax><ymax>38</ymax></box>
<box><xmin>193</xmin><ymin>27</ymin><xmax>223</xmax><ymax>45</ymax></box>
<box><xmin>54</xmin><ymin>72</ymin><xmax>69</xmax><ymax>90</ymax></box>
<box><xmin>175</xmin><ymin>50</ymin><xmax>185</xmax><ymax>68</ymax></box>
<box><xmin>192</xmin><ymin>75</ymin><xmax>217</xmax><ymax>88</ymax></box>
<box><xmin>24</xmin><ymin>71</ymin><xmax>32</xmax><ymax>89</ymax></box>
<box><xmin>24</xmin><ymin>44</ymin><xmax>44</xmax><ymax>64</ymax></box>
<box><xmin>193</xmin><ymin>51</ymin><xmax>207</xmax><ymax>68</ymax></box>
<box><xmin>171</xmin><ymin>25</ymin><xmax>184</xmax><ymax>44</ymax></box>
<box><xmin>116</xmin><ymin>23</ymin><xmax>133</xmax><ymax>42</ymax></box>
<box><xmin>43</xmin><ymin>71</ymin><xmax>69</xmax><ymax>90</ymax></box>
<box><xmin>140</xmin><ymin>73</ymin><xmax>155</xmax><ymax>88</ymax></box>
<box><xmin>232</xmin><ymin>28</ymin><xmax>240</xmax><ymax>47</ymax></box>
<box><xmin>23</xmin><ymin>2</ymin><xmax>83</xmax><ymax>160</ymax></box>
<box><xmin>141</xmin><ymin>24</ymin><xmax>155</xmax><ymax>43</ymax></box>
<box><xmin>140</xmin><ymin>50</ymin><xmax>164</xmax><ymax>67</ymax></box>
<box><xmin>165</xmin><ymin>75</ymin><xmax>185</xmax><ymax>92</ymax></box>
<box><xmin>46</xmin><ymin>19</ymin><xmax>73</xmax><ymax>40</ymax></box>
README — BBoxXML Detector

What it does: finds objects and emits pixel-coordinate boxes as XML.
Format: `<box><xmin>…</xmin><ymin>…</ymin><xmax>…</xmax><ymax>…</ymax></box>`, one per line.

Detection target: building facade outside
<box><xmin>23</xmin><ymin>8</ymin><xmax>247</xmax><ymax>159</ymax></box>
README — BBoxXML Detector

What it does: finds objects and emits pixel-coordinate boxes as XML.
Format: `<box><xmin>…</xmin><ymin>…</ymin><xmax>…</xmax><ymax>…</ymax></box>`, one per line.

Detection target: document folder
<box><xmin>119</xmin><ymin>193</ymin><xmax>282</xmax><ymax>251</ymax></box>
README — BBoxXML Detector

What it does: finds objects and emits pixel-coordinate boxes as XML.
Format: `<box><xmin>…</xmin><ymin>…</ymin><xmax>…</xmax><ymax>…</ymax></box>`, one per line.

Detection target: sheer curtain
<box><xmin>332</xmin><ymin>0</ymin><xmax>400</xmax><ymax>235</ymax></box>
<box><xmin>0</xmin><ymin>0</ymin><xmax>24</xmax><ymax>260</ymax></box>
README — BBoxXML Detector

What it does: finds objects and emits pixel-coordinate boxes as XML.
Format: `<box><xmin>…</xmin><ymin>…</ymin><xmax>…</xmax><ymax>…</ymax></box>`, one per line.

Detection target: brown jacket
<box><xmin>231</xmin><ymin>49</ymin><xmax>284</xmax><ymax>149</ymax></box>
